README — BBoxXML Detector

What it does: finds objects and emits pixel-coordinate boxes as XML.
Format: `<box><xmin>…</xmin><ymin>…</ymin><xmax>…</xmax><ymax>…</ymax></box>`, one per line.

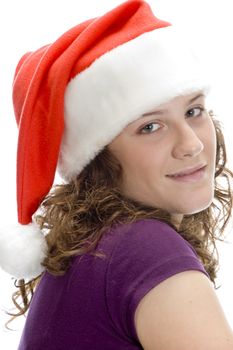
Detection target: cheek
<box><xmin>205</xmin><ymin>122</ymin><xmax>217</xmax><ymax>158</ymax></box>
<box><xmin>131</xmin><ymin>150</ymin><xmax>167</xmax><ymax>182</ymax></box>
<box><xmin>120</xmin><ymin>143</ymin><xmax>166</xmax><ymax>178</ymax></box>
<box><xmin>197</xmin><ymin>118</ymin><xmax>216</xmax><ymax>157</ymax></box>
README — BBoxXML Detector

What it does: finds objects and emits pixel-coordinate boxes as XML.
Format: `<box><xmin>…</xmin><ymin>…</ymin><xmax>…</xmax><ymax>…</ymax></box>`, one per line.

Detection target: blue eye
<box><xmin>186</xmin><ymin>106</ymin><xmax>205</xmax><ymax>118</ymax></box>
<box><xmin>140</xmin><ymin>122</ymin><xmax>161</xmax><ymax>134</ymax></box>
<box><xmin>139</xmin><ymin>106</ymin><xmax>205</xmax><ymax>134</ymax></box>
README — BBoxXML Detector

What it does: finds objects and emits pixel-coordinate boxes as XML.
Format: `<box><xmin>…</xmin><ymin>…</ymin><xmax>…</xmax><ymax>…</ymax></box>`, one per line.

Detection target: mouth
<box><xmin>166</xmin><ymin>164</ymin><xmax>207</xmax><ymax>183</ymax></box>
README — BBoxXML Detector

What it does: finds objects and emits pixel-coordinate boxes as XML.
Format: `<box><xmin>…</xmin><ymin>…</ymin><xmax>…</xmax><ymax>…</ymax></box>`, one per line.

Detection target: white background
<box><xmin>0</xmin><ymin>0</ymin><xmax>233</xmax><ymax>348</ymax></box>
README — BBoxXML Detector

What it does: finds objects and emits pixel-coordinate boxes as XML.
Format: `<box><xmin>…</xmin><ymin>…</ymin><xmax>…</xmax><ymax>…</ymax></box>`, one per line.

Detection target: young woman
<box><xmin>1</xmin><ymin>0</ymin><xmax>233</xmax><ymax>349</ymax></box>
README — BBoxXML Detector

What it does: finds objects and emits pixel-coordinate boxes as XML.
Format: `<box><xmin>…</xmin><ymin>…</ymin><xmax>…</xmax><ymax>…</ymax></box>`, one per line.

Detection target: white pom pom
<box><xmin>0</xmin><ymin>222</ymin><xmax>47</xmax><ymax>280</ymax></box>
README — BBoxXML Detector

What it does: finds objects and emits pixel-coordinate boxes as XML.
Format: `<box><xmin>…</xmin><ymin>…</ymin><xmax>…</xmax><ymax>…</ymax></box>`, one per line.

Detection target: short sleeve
<box><xmin>105</xmin><ymin>218</ymin><xmax>210</xmax><ymax>343</ymax></box>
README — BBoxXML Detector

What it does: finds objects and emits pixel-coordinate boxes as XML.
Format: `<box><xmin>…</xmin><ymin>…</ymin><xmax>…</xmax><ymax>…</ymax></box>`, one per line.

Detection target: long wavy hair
<box><xmin>5</xmin><ymin>110</ymin><xmax>233</xmax><ymax>328</ymax></box>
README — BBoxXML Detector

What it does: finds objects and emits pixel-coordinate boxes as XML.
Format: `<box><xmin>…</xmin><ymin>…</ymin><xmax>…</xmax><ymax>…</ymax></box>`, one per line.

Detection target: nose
<box><xmin>172</xmin><ymin>125</ymin><xmax>204</xmax><ymax>159</ymax></box>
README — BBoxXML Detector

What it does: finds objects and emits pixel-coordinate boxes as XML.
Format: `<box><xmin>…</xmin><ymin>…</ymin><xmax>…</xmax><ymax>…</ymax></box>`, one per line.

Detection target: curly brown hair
<box><xmin>5</xmin><ymin>110</ymin><xmax>233</xmax><ymax>329</ymax></box>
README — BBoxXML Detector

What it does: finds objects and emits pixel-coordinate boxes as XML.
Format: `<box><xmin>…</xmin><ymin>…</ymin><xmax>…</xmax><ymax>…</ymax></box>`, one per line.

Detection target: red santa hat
<box><xmin>0</xmin><ymin>0</ymin><xmax>211</xmax><ymax>280</ymax></box>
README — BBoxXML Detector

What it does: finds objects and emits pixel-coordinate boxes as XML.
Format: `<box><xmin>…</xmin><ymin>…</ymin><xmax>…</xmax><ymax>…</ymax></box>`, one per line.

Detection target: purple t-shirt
<box><xmin>18</xmin><ymin>219</ymin><xmax>209</xmax><ymax>349</ymax></box>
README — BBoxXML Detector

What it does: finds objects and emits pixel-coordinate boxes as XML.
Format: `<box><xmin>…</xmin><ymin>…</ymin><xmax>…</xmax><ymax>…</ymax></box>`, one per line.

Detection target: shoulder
<box><xmin>134</xmin><ymin>269</ymin><xmax>233</xmax><ymax>349</ymax></box>
<box><xmin>105</xmin><ymin>218</ymin><xmax>178</xmax><ymax>243</ymax></box>
<box><xmin>109</xmin><ymin>218</ymin><xmax>184</xmax><ymax>245</ymax></box>
<box><xmin>105</xmin><ymin>218</ymin><xmax>199</xmax><ymax>263</ymax></box>
<box><xmin>104</xmin><ymin>218</ymin><xmax>210</xmax><ymax>341</ymax></box>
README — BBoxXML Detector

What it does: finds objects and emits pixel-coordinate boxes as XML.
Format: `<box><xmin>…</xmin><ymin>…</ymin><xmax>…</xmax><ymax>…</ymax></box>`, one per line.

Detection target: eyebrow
<box><xmin>141</xmin><ymin>93</ymin><xmax>205</xmax><ymax>117</ymax></box>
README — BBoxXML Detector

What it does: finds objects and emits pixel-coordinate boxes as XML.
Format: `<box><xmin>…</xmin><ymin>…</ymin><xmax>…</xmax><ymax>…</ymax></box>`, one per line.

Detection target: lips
<box><xmin>166</xmin><ymin>165</ymin><xmax>207</xmax><ymax>183</ymax></box>
<box><xmin>167</xmin><ymin>164</ymin><xmax>206</xmax><ymax>177</ymax></box>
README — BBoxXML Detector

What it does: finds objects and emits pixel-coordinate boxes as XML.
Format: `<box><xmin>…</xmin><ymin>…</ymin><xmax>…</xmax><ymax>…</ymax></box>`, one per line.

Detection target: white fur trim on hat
<box><xmin>58</xmin><ymin>25</ymin><xmax>212</xmax><ymax>181</ymax></box>
<box><xmin>0</xmin><ymin>222</ymin><xmax>47</xmax><ymax>280</ymax></box>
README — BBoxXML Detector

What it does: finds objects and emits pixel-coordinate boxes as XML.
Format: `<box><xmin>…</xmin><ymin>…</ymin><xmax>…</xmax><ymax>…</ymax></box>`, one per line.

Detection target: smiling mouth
<box><xmin>167</xmin><ymin>164</ymin><xmax>207</xmax><ymax>177</ymax></box>
<box><xmin>166</xmin><ymin>165</ymin><xmax>207</xmax><ymax>182</ymax></box>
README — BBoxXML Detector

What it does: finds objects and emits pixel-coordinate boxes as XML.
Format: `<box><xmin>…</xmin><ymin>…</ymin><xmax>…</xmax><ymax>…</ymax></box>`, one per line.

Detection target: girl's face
<box><xmin>108</xmin><ymin>91</ymin><xmax>216</xmax><ymax>224</ymax></box>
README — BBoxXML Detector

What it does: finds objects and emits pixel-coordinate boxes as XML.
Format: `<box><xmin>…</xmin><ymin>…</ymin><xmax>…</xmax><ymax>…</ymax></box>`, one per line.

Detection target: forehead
<box><xmin>142</xmin><ymin>92</ymin><xmax>205</xmax><ymax>117</ymax></box>
<box><xmin>109</xmin><ymin>92</ymin><xmax>207</xmax><ymax>144</ymax></box>
<box><xmin>121</xmin><ymin>92</ymin><xmax>206</xmax><ymax>132</ymax></box>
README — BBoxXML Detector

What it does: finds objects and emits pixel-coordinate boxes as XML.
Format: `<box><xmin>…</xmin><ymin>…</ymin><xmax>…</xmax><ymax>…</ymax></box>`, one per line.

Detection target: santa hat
<box><xmin>0</xmin><ymin>0</ymin><xmax>211</xmax><ymax>280</ymax></box>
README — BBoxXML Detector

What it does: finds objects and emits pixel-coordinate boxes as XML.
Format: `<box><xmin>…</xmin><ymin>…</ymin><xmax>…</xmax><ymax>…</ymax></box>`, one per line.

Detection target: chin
<box><xmin>184</xmin><ymin>200</ymin><xmax>213</xmax><ymax>215</ymax></box>
<box><xmin>176</xmin><ymin>193</ymin><xmax>214</xmax><ymax>215</ymax></box>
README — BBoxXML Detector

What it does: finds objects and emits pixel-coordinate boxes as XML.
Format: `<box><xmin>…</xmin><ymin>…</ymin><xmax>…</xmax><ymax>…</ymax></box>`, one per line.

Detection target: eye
<box><xmin>186</xmin><ymin>106</ymin><xmax>205</xmax><ymax>118</ymax></box>
<box><xmin>140</xmin><ymin>122</ymin><xmax>161</xmax><ymax>134</ymax></box>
